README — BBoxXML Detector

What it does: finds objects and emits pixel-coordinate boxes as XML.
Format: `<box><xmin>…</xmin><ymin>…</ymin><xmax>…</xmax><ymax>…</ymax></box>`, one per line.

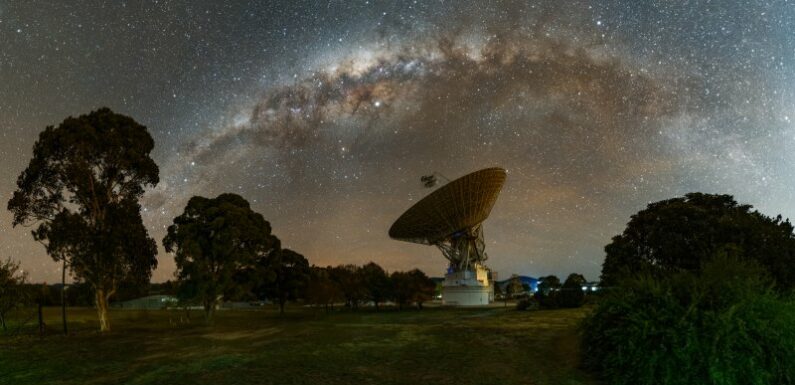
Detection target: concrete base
<box><xmin>441</xmin><ymin>265</ymin><xmax>493</xmax><ymax>306</ymax></box>
<box><xmin>442</xmin><ymin>285</ymin><xmax>491</xmax><ymax>306</ymax></box>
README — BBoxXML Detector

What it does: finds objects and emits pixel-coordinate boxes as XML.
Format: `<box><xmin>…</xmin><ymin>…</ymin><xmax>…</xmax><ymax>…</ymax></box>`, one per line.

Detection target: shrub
<box><xmin>534</xmin><ymin>290</ymin><xmax>559</xmax><ymax>309</ymax></box>
<box><xmin>581</xmin><ymin>257</ymin><xmax>795</xmax><ymax>385</ymax></box>
<box><xmin>516</xmin><ymin>296</ymin><xmax>538</xmax><ymax>311</ymax></box>
<box><xmin>558</xmin><ymin>287</ymin><xmax>584</xmax><ymax>308</ymax></box>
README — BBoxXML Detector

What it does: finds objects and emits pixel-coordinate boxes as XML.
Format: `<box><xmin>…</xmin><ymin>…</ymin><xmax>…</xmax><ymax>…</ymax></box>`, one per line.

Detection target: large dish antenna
<box><xmin>389</xmin><ymin>167</ymin><xmax>506</xmax><ymax>272</ymax></box>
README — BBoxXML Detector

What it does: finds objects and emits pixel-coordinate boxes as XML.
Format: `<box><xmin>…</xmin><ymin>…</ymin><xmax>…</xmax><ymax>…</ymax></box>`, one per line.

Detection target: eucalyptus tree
<box><xmin>164</xmin><ymin>193</ymin><xmax>278</xmax><ymax>322</ymax></box>
<box><xmin>306</xmin><ymin>266</ymin><xmax>343</xmax><ymax>312</ymax></box>
<box><xmin>601</xmin><ymin>193</ymin><xmax>795</xmax><ymax>290</ymax></box>
<box><xmin>391</xmin><ymin>269</ymin><xmax>435</xmax><ymax>310</ymax></box>
<box><xmin>359</xmin><ymin>262</ymin><xmax>391</xmax><ymax>311</ymax></box>
<box><xmin>257</xmin><ymin>245</ymin><xmax>310</xmax><ymax>314</ymax></box>
<box><xmin>8</xmin><ymin>108</ymin><xmax>159</xmax><ymax>332</ymax></box>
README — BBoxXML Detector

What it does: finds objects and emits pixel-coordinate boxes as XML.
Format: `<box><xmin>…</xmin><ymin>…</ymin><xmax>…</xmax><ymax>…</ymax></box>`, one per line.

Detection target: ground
<box><xmin>0</xmin><ymin>305</ymin><xmax>598</xmax><ymax>385</ymax></box>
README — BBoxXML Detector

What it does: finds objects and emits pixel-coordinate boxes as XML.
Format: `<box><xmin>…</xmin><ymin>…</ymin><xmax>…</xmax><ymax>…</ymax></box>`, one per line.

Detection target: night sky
<box><xmin>1</xmin><ymin>1</ymin><xmax>794</xmax><ymax>283</ymax></box>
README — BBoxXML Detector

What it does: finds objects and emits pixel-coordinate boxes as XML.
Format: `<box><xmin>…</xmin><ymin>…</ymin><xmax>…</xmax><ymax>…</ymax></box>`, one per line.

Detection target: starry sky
<box><xmin>1</xmin><ymin>1</ymin><xmax>794</xmax><ymax>283</ymax></box>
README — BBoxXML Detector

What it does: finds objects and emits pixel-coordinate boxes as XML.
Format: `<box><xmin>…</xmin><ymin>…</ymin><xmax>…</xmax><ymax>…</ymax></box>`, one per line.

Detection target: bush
<box><xmin>516</xmin><ymin>296</ymin><xmax>538</xmax><ymax>311</ymax></box>
<box><xmin>534</xmin><ymin>290</ymin><xmax>559</xmax><ymax>309</ymax></box>
<box><xmin>581</xmin><ymin>257</ymin><xmax>795</xmax><ymax>385</ymax></box>
<box><xmin>558</xmin><ymin>287</ymin><xmax>585</xmax><ymax>308</ymax></box>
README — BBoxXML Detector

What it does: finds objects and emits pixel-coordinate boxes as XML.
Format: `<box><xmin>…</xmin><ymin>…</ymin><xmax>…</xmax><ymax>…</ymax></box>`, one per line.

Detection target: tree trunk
<box><xmin>203</xmin><ymin>301</ymin><xmax>215</xmax><ymax>324</ymax></box>
<box><xmin>61</xmin><ymin>258</ymin><xmax>68</xmax><ymax>335</ymax></box>
<box><xmin>279</xmin><ymin>297</ymin><xmax>286</xmax><ymax>314</ymax></box>
<box><xmin>0</xmin><ymin>312</ymin><xmax>6</xmax><ymax>331</ymax></box>
<box><xmin>38</xmin><ymin>302</ymin><xmax>44</xmax><ymax>336</ymax></box>
<box><xmin>95</xmin><ymin>288</ymin><xmax>111</xmax><ymax>332</ymax></box>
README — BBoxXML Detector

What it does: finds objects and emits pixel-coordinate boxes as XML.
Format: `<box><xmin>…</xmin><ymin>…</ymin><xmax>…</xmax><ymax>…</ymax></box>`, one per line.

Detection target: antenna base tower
<box><xmin>435</xmin><ymin>224</ymin><xmax>487</xmax><ymax>272</ymax></box>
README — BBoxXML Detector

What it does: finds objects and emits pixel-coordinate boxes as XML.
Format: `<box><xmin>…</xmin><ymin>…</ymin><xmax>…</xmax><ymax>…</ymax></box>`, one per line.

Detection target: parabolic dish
<box><xmin>389</xmin><ymin>167</ymin><xmax>507</xmax><ymax>245</ymax></box>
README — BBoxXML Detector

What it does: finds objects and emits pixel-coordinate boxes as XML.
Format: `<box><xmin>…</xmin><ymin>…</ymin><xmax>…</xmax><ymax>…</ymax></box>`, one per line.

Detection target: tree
<box><xmin>494</xmin><ymin>281</ymin><xmax>506</xmax><ymax>306</ymax></box>
<box><xmin>359</xmin><ymin>262</ymin><xmax>391</xmax><ymax>310</ymax></box>
<box><xmin>163</xmin><ymin>193</ymin><xmax>278</xmax><ymax>322</ymax></box>
<box><xmin>506</xmin><ymin>274</ymin><xmax>525</xmax><ymax>299</ymax></box>
<box><xmin>8</xmin><ymin>108</ymin><xmax>159</xmax><ymax>332</ymax></box>
<box><xmin>408</xmin><ymin>269</ymin><xmax>436</xmax><ymax>309</ymax></box>
<box><xmin>257</xmin><ymin>246</ymin><xmax>310</xmax><ymax>314</ymax></box>
<box><xmin>391</xmin><ymin>269</ymin><xmax>435</xmax><ymax>310</ymax></box>
<box><xmin>559</xmin><ymin>273</ymin><xmax>586</xmax><ymax>308</ymax></box>
<box><xmin>0</xmin><ymin>258</ymin><xmax>29</xmax><ymax>331</ymax></box>
<box><xmin>537</xmin><ymin>275</ymin><xmax>560</xmax><ymax>294</ymax></box>
<box><xmin>564</xmin><ymin>273</ymin><xmax>586</xmax><ymax>287</ymax></box>
<box><xmin>306</xmin><ymin>266</ymin><xmax>343</xmax><ymax>312</ymax></box>
<box><xmin>536</xmin><ymin>275</ymin><xmax>562</xmax><ymax>308</ymax></box>
<box><xmin>582</xmin><ymin>256</ymin><xmax>795</xmax><ymax>385</ymax></box>
<box><xmin>391</xmin><ymin>271</ymin><xmax>412</xmax><ymax>310</ymax></box>
<box><xmin>330</xmin><ymin>264</ymin><xmax>367</xmax><ymax>309</ymax></box>
<box><xmin>601</xmin><ymin>193</ymin><xmax>795</xmax><ymax>290</ymax></box>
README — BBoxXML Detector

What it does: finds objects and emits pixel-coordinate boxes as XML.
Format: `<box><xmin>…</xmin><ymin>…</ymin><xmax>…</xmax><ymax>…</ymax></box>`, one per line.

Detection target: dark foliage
<box><xmin>515</xmin><ymin>296</ymin><xmax>538</xmax><ymax>311</ymax></box>
<box><xmin>359</xmin><ymin>262</ymin><xmax>392</xmax><ymax>310</ymax></box>
<box><xmin>535</xmin><ymin>275</ymin><xmax>561</xmax><ymax>308</ymax></box>
<box><xmin>0</xmin><ymin>258</ymin><xmax>29</xmax><ymax>331</ymax></box>
<box><xmin>256</xmin><ymin>246</ymin><xmax>310</xmax><ymax>314</ymax></box>
<box><xmin>537</xmin><ymin>275</ymin><xmax>561</xmax><ymax>295</ymax></box>
<box><xmin>7</xmin><ymin>108</ymin><xmax>159</xmax><ymax>331</ymax></box>
<box><xmin>601</xmin><ymin>193</ymin><xmax>795</xmax><ymax>291</ymax></box>
<box><xmin>306</xmin><ymin>266</ymin><xmax>344</xmax><ymax>311</ymax></box>
<box><xmin>329</xmin><ymin>264</ymin><xmax>367</xmax><ymax>309</ymax></box>
<box><xmin>163</xmin><ymin>193</ymin><xmax>278</xmax><ymax>322</ymax></box>
<box><xmin>582</xmin><ymin>256</ymin><xmax>795</xmax><ymax>385</ymax></box>
<box><xmin>391</xmin><ymin>269</ymin><xmax>435</xmax><ymax>310</ymax></box>
<box><xmin>558</xmin><ymin>273</ymin><xmax>586</xmax><ymax>308</ymax></box>
<box><xmin>506</xmin><ymin>274</ymin><xmax>525</xmax><ymax>298</ymax></box>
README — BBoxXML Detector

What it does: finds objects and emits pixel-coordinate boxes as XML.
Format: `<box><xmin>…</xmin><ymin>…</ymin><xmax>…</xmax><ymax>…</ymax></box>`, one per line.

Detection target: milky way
<box><xmin>1</xmin><ymin>1</ymin><xmax>794</xmax><ymax>282</ymax></box>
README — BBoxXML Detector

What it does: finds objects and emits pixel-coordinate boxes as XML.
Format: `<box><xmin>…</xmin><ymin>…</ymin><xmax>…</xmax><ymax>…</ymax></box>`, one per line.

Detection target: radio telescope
<box><xmin>389</xmin><ymin>167</ymin><xmax>507</xmax><ymax>306</ymax></box>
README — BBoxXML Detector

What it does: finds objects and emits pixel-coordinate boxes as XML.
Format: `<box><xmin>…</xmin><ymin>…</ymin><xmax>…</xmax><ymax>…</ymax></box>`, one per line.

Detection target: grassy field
<box><xmin>0</xmin><ymin>305</ymin><xmax>598</xmax><ymax>385</ymax></box>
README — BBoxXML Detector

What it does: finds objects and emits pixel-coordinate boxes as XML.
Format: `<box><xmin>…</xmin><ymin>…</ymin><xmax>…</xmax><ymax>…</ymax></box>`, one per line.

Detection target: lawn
<box><xmin>0</xmin><ymin>305</ymin><xmax>598</xmax><ymax>385</ymax></box>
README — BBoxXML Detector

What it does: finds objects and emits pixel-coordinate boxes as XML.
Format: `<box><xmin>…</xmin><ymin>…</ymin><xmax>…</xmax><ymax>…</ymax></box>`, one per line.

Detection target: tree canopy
<box><xmin>306</xmin><ymin>266</ymin><xmax>344</xmax><ymax>311</ymax></box>
<box><xmin>163</xmin><ymin>193</ymin><xmax>278</xmax><ymax>321</ymax></box>
<box><xmin>330</xmin><ymin>264</ymin><xmax>368</xmax><ymax>309</ymax></box>
<box><xmin>564</xmin><ymin>273</ymin><xmax>586</xmax><ymax>287</ymax></box>
<box><xmin>537</xmin><ymin>275</ymin><xmax>560</xmax><ymax>295</ymax></box>
<box><xmin>360</xmin><ymin>262</ymin><xmax>392</xmax><ymax>310</ymax></box>
<box><xmin>391</xmin><ymin>269</ymin><xmax>435</xmax><ymax>310</ymax></box>
<box><xmin>601</xmin><ymin>193</ymin><xmax>795</xmax><ymax>290</ymax></box>
<box><xmin>256</xmin><ymin>245</ymin><xmax>310</xmax><ymax>314</ymax></box>
<box><xmin>506</xmin><ymin>274</ymin><xmax>525</xmax><ymax>298</ymax></box>
<box><xmin>7</xmin><ymin>108</ymin><xmax>159</xmax><ymax>331</ymax></box>
<box><xmin>559</xmin><ymin>273</ymin><xmax>586</xmax><ymax>308</ymax></box>
<box><xmin>0</xmin><ymin>257</ymin><xmax>28</xmax><ymax>331</ymax></box>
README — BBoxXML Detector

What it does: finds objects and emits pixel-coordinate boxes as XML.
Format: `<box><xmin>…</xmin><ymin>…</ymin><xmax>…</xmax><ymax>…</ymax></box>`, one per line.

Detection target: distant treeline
<box><xmin>21</xmin><ymin>262</ymin><xmax>435</xmax><ymax>312</ymax></box>
<box><xmin>496</xmin><ymin>273</ymin><xmax>595</xmax><ymax>311</ymax></box>
<box><xmin>304</xmin><ymin>263</ymin><xmax>435</xmax><ymax>311</ymax></box>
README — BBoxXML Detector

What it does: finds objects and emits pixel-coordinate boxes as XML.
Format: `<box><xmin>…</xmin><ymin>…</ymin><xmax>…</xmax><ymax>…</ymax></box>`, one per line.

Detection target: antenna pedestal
<box><xmin>435</xmin><ymin>225</ymin><xmax>494</xmax><ymax>305</ymax></box>
<box><xmin>441</xmin><ymin>264</ymin><xmax>493</xmax><ymax>306</ymax></box>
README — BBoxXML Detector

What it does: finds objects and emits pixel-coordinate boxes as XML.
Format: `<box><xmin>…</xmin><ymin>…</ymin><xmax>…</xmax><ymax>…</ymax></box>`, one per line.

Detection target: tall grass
<box><xmin>581</xmin><ymin>257</ymin><xmax>795</xmax><ymax>385</ymax></box>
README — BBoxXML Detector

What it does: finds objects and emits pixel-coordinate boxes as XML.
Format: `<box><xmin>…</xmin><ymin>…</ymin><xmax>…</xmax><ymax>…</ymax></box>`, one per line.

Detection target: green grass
<box><xmin>0</xmin><ymin>305</ymin><xmax>597</xmax><ymax>385</ymax></box>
